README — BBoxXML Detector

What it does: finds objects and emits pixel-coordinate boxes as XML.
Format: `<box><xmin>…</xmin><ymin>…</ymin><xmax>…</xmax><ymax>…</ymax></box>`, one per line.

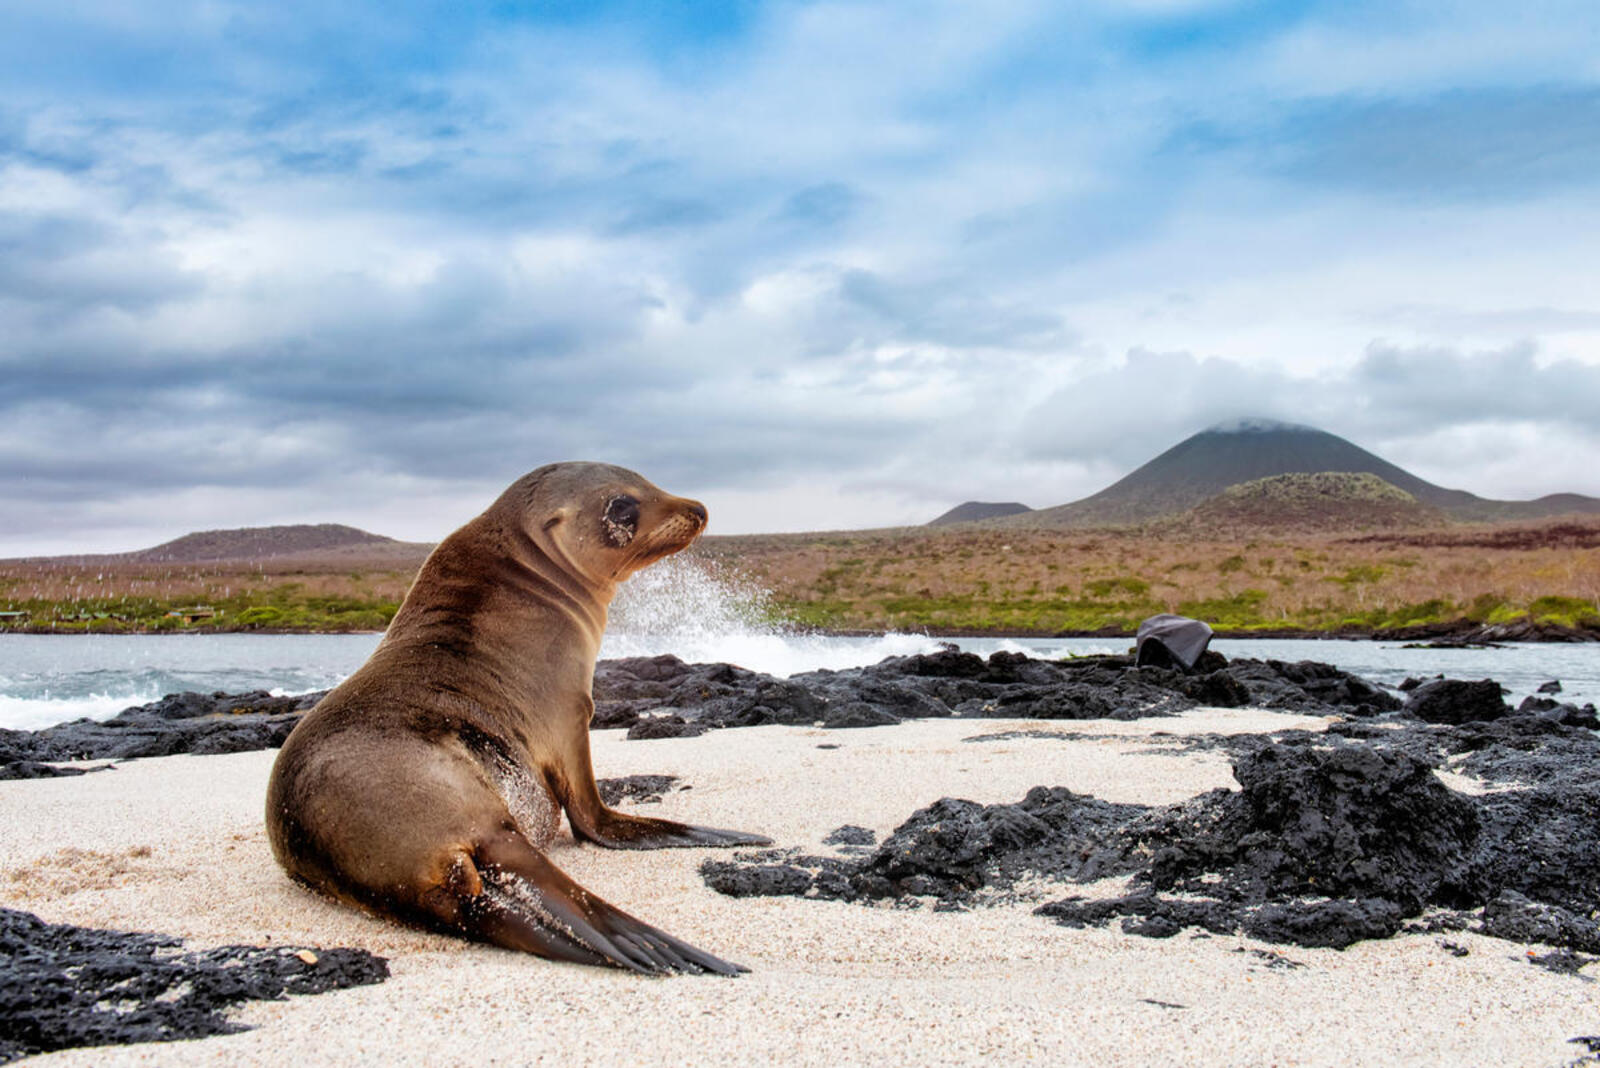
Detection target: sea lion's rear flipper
<box><xmin>463</xmin><ymin>830</ymin><xmax>747</xmax><ymax>976</ymax></box>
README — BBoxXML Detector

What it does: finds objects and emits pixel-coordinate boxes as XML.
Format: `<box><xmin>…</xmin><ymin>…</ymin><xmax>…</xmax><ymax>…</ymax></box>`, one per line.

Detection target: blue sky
<box><xmin>3</xmin><ymin>0</ymin><xmax>1599</xmax><ymax>553</ymax></box>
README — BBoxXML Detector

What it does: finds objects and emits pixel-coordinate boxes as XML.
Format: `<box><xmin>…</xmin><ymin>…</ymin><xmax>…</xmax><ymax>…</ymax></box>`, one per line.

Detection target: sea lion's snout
<box><xmin>683</xmin><ymin>499</ymin><xmax>708</xmax><ymax>529</ymax></box>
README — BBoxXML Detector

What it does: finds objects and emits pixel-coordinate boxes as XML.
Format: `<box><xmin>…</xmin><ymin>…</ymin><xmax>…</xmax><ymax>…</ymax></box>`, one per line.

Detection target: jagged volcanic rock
<box><xmin>0</xmin><ymin>908</ymin><xmax>387</xmax><ymax>1063</ymax></box>
<box><xmin>0</xmin><ymin>690</ymin><xmax>326</xmax><ymax>770</ymax></box>
<box><xmin>702</xmin><ymin>720</ymin><xmax>1600</xmax><ymax>958</ymax></box>
<box><xmin>1403</xmin><ymin>678</ymin><xmax>1510</xmax><ymax>724</ymax></box>
<box><xmin>1</xmin><ymin>649</ymin><xmax>1403</xmax><ymax>776</ymax></box>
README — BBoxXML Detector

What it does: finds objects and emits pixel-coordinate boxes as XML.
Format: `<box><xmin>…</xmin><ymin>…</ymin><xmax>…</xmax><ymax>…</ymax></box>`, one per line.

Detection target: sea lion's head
<box><xmin>499</xmin><ymin>462</ymin><xmax>708</xmax><ymax>585</ymax></box>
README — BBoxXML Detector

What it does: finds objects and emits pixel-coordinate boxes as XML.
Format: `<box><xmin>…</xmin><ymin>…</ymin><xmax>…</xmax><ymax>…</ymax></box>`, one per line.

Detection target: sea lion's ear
<box><xmin>601</xmin><ymin>495</ymin><xmax>639</xmax><ymax>548</ymax></box>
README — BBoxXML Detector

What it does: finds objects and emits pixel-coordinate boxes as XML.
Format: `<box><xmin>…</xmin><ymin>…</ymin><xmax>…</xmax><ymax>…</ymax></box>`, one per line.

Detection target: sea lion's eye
<box><xmin>602</xmin><ymin>495</ymin><xmax>640</xmax><ymax>547</ymax></box>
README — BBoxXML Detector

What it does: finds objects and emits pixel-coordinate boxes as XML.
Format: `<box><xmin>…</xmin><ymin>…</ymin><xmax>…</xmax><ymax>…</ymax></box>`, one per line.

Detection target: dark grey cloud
<box><xmin>1020</xmin><ymin>341</ymin><xmax>1600</xmax><ymax>481</ymax></box>
<box><xmin>0</xmin><ymin>211</ymin><xmax>201</xmax><ymax>312</ymax></box>
<box><xmin>1351</xmin><ymin>341</ymin><xmax>1600</xmax><ymax>427</ymax></box>
<box><xmin>5</xmin><ymin>2</ymin><xmax>1600</xmax><ymax>553</ymax></box>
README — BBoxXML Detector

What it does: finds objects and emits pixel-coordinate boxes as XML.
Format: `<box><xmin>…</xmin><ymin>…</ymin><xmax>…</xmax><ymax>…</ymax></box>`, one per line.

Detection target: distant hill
<box><xmin>127</xmin><ymin>524</ymin><xmax>402</xmax><ymax>563</ymax></box>
<box><xmin>1177</xmin><ymin>472</ymin><xmax>1446</xmax><ymax>532</ymax></box>
<box><xmin>927</xmin><ymin>501</ymin><xmax>1033</xmax><ymax>526</ymax></box>
<box><xmin>1007</xmin><ymin>419</ymin><xmax>1600</xmax><ymax>527</ymax></box>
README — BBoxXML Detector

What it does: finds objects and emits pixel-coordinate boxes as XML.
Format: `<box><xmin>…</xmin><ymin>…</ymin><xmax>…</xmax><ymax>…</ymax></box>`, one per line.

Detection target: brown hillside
<box><xmin>1172</xmin><ymin>472</ymin><xmax>1445</xmax><ymax>535</ymax></box>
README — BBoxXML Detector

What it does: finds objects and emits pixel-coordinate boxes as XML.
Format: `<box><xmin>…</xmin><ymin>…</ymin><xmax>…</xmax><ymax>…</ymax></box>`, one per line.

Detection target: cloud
<box><xmin>3</xmin><ymin>1</ymin><xmax>1600</xmax><ymax>554</ymax></box>
<box><xmin>1272</xmin><ymin>87</ymin><xmax>1600</xmax><ymax>199</ymax></box>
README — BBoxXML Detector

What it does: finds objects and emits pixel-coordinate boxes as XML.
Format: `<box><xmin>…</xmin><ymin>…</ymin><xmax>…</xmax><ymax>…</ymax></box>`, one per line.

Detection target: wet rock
<box><xmin>1403</xmin><ymin>678</ymin><xmax>1509</xmax><ymax>724</ymax></box>
<box><xmin>1538</xmin><ymin>680</ymin><xmax>1563</xmax><ymax>694</ymax></box>
<box><xmin>0</xmin><ymin>907</ymin><xmax>387</xmax><ymax>1063</ymax></box>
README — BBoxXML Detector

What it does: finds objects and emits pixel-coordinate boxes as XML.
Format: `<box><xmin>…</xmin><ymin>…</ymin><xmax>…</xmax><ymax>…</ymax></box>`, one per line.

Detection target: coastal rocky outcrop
<box><xmin>0</xmin><ymin>908</ymin><xmax>387</xmax><ymax>1063</ymax></box>
<box><xmin>0</xmin><ymin>691</ymin><xmax>326</xmax><ymax>775</ymax></box>
<box><xmin>4</xmin><ymin>647</ymin><xmax>1596</xmax><ymax>968</ymax></box>
<box><xmin>591</xmin><ymin>648</ymin><xmax>1401</xmax><ymax>735</ymax></box>
<box><xmin>699</xmin><ymin>705</ymin><xmax>1600</xmax><ymax>963</ymax></box>
<box><xmin>1</xmin><ymin>648</ymin><xmax>1405</xmax><ymax>776</ymax></box>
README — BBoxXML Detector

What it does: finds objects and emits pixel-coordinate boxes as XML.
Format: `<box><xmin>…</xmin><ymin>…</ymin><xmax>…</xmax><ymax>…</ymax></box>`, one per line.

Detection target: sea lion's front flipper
<box><xmin>553</xmin><ymin>716</ymin><xmax>774</xmax><ymax>850</ymax></box>
<box><xmin>464</xmin><ymin>830</ymin><xmax>747</xmax><ymax>976</ymax></box>
<box><xmin>578</xmin><ymin>810</ymin><xmax>774</xmax><ymax>850</ymax></box>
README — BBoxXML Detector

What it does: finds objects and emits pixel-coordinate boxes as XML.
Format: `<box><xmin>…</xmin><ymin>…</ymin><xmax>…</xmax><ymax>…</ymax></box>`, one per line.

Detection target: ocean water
<box><xmin>1</xmin><ymin>558</ymin><xmax>1594</xmax><ymax>731</ymax></box>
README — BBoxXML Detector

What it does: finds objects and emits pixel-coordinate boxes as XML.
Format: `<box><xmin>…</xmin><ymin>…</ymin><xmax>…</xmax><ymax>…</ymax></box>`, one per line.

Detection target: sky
<box><xmin>4</xmin><ymin>0</ymin><xmax>1600</xmax><ymax>555</ymax></box>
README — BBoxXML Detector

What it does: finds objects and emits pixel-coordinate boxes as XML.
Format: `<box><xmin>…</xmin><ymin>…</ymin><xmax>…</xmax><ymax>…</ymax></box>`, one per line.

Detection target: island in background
<box><xmin>3</xmin><ymin>420</ymin><xmax>1598</xmax><ymax>640</ymax></box>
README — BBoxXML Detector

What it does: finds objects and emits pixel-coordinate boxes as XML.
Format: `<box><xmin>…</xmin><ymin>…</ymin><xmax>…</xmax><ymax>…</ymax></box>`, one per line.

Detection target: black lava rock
<box><xmin>1479</xmin><ymin>891</ymin><xmax>1600</xmax><ymax>954</ymax></box>
<box><xmin>1403</xmin><ymin>678</ymin><xmax>1509</xmax><ymax>724</ymax></box>
<box><xmin>0</xmin><ymin>689</ymin><xmax>325</xmax><ymax>769</ymax></box>
<box><xmin>705</xmin><ymin>713</ymin><xmax>1600</xmax><ymax>957</ymax></box>
<box><xmin>596</xmin><ymin>774</ymin><xmax>681</xmax><ymax>806</ymax></box>
<box><xmin>625</xmin><ymin>716</ymin><xmax>706</xmax><ymax>740</ymax></box>
<box><xmin>0</xmin><ymin>907</ymin><xmax>387</xmax><ymax>1063</ymax></box>
<box><xmin>822</xmin><ymin>825</ymin><xmax>877</xmax><ymax>847</ymax></box>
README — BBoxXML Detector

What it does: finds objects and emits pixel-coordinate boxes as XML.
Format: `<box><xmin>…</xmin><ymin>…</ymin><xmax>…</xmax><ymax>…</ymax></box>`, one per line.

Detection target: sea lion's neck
<box><xmin>383</xmin><ymin>519</ymin><xmax>613</xmax><ymax>676</ymax></box>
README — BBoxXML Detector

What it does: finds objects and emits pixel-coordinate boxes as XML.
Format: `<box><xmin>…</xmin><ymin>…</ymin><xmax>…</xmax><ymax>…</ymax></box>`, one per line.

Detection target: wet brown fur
<box><xmin>265</xmin><ymin>462</ymin><xmax>769</xmax><ymax>974</ymax></box>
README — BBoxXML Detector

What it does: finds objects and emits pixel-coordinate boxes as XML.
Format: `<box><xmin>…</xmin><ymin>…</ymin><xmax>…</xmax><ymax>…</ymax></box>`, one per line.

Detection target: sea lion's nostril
<box><xmin>686</xmin><ymin>502</ymin><xmax>708</xmax><ymax>525</ymax></box>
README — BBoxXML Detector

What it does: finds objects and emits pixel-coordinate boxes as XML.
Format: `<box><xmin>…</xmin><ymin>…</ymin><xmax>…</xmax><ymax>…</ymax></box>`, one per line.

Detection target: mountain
<box><xmin>0</xmin><ymin>524</ymin><xmax>420</xmax><ymax>567</ymax></box>
<box><xmin>1008</xmin><ymin>419</ymin><xmax>1600</xmax><ymax>527</ymax></box>
<box><xmin>927</xmin><ymin>501</ymin><xmax>1033</xmax><ymax>526</ymax></box>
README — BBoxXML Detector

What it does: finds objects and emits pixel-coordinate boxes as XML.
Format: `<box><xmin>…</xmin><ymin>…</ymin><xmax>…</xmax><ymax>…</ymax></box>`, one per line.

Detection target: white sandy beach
<box><xmin>3</xmin><ymin>709</ymin><xmax>1594</xmax><ymax>1067</ymax></box>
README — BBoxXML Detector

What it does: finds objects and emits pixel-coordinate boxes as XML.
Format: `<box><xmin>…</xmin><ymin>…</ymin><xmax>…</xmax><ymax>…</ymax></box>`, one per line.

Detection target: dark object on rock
<box><xmin>1134</xmin><ymin>614</ymin><xmax>1214</xmax><ymax>673</ymax></box>
<box><xmin>0</xmin><ymin>907</ymin><xmax>387</xmax><ymax>1064</ymax></box>
<box><xmin>596</xmin><ymin>775</ymin><xmax>681</xmax><ymax>806</ymax></box>
<box><xmin>1538</xmin><ymin>680</ymin><xmax>1563</xmax><ymax>694</ymax></box>
<box><xmin>1403</xmin><ymin>678</ymin><xmax>1508</xmax><ymax>724</ymax></box>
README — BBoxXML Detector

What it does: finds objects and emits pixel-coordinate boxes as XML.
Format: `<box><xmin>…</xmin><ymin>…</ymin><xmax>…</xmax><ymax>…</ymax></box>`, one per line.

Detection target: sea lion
<box><xmin>265</xmin><ymin>462</ymin><xmax>771</xmax><ymax>975</ymax></box>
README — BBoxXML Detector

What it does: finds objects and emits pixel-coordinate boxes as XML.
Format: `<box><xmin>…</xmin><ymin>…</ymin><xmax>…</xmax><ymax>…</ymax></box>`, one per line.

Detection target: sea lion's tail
<box><xmin>455</xmin><ymin>830</ymin><xmax>746</xmax><ymax>976</ymax></box>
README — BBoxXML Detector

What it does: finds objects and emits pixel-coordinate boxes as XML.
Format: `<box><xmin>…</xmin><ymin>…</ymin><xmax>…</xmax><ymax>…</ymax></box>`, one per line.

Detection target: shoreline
<box><xmin>4</xmin><ymin>712</ymin><xmax>1595</xmax><ymax>1066</ymax></box>
<box><xmin>3</xmin><ymin>618</ymin><xmax>1596</xmax><ymax>642</ymax></box>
